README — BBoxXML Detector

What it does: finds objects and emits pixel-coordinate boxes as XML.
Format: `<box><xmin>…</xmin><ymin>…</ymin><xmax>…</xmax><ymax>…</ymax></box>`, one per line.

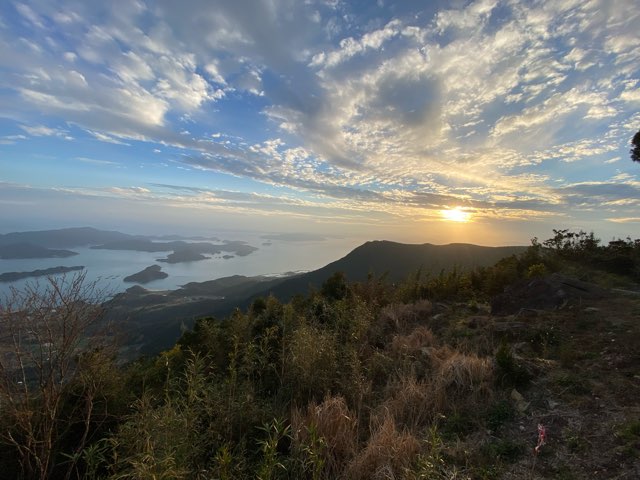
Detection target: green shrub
<box><xmin>485</xmin><ymin>400</ymin><xmax>515</xmax><ymax>431</ymax></box>
<box><xmin>495</xmin><ymin>343</ymin><xmax>531</xmax><ymax>387</ymax></box>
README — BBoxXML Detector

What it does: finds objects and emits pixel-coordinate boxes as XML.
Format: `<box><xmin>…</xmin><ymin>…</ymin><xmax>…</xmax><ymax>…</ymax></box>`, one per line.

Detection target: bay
<box><xmin>0</xmin><ymin>235</ymin><xmax>360</xmax><ymax>298</ymax></box>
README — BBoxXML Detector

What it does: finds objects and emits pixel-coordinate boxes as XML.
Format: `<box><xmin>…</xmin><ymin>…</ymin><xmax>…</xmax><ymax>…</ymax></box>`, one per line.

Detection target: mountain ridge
<box><xmin>255</xmin><ymin>240</ymin><xmax>527</xmax><ymax>301</ymax></box>
<box><xmin>108</xmin><ymin>239</ymin><xmax>526</xmax><ymax>354</ymax></box>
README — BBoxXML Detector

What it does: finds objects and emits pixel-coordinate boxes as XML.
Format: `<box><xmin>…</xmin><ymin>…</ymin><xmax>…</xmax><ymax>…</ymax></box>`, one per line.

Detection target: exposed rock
<box><xmin>491</xmin><ymin>273</ymin><xmax>607</xmax><ymax>315</ymax></box>
<box><xmin>510</xmin><ymin>388</ymin><xmax>530</xmax><ymax>413</ymax></box>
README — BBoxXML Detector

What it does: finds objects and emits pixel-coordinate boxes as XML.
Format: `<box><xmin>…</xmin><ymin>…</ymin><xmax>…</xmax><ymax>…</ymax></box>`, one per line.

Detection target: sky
<box><xmin>0</xmin><ymin>0</ymin><xmax>639</xmax><ymax>245</ymax></box>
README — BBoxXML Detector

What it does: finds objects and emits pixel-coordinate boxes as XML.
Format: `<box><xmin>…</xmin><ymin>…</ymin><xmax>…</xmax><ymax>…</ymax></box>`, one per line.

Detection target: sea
<box><xmin>0</xmin><ymin>235</ymin><xmax>362</xmax><ymax>299</ymax></box>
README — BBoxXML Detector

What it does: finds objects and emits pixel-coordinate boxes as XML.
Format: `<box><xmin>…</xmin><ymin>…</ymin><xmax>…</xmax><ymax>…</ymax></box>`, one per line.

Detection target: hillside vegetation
<box><xmin>0</xmin><ymin>230</ymin><xmax>638</xmax><ymax>479</ymax></box>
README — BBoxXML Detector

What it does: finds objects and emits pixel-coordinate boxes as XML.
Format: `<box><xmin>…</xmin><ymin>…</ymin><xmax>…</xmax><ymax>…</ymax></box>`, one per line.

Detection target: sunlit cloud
<box><xmin>0</xmin><ymin>0</ymin><xmax>638</xmax><ymax>241</ymax></box>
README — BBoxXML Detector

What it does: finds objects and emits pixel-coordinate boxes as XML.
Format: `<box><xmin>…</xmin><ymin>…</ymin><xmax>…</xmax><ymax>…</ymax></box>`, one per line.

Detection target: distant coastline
<box><xmin>0</xmin><ymin>266</ymin><xmax>85</xmax><ymax>282</ymax></box>
<box><xmin>0</xmin><ymin>242</ymin><xmax>78</xmax><ymax>259</ymax></box>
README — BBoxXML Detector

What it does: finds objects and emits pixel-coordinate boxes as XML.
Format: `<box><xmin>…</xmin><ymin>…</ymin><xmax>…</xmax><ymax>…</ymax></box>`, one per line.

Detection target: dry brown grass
<box><xmin>378</xmin><ymin>347</ymin><xmax>494</xmax><ymax>434</ymax></box>
<box><xmin>390</xmin><ymin>326</ymin><xmax>436</xmax><ymax>357</ymax></box>
<box><xmin>378</xmin><ymin>300</ymin><xmax>433</xmax><ymax>334</ymax></box>
<box><xmin>430</xmin><ymin>351</ymin><xmax>494</xmax><ymax>412</ymax></box>
<box><xmin>346</xmin><ymin>414</ymin><xmax>421</xmax><ymax>480</ymax></box>
<box><xmin>380</xmin><ymin>373</ymin><xmax>433</xmax><ymax>431</ymax></box>
<box><xmin>291</xmin><ymin>395</ymin><xmax>358</xmax><ymax>476</ymax></box>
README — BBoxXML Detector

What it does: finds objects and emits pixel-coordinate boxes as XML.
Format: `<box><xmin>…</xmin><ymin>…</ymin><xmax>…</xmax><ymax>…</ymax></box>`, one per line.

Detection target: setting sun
<box><xmin>441</xmin><ymin>207</ymin><xmax>471</xmax><ymax>223</ymax></box>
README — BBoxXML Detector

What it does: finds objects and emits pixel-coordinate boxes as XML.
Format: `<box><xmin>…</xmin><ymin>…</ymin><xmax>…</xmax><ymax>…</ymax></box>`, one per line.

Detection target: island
<box><xmin>0</xmin><ymin>242</ymin><xmax>78</xmax><ymax>259</ymax></box>
<box><xmin>0</xmin><ymin>266</ymin><xmax>85</xmax><ymax>282</ymax></box>
<box><xmin>157</xmin><ymin>250</ymin><xmax>209</xmax><ymax>264</ymax></box>
<box><xmin>124</xmin><ymin>265</ymin><xmax>169</xmax><ymax>284</ymax></box>
<box><xmin>91</xmin><ymin>239</ymin><xmax>257</xmax><ymax>257</ymax></box>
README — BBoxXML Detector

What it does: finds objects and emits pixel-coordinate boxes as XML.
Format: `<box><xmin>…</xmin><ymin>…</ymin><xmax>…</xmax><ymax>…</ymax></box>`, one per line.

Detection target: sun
<box><xmin>441</xmin><ymin>207</ymin><xmax>471</xmax><ymax>223</ymax></box>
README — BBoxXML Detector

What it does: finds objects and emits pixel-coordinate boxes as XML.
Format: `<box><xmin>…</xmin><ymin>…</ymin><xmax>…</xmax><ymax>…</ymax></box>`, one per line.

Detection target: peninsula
<box><xmin>0</xmin><ymin>242</ymin><xmax>78</xmax><ymax>259</ymax></box>
<box><xmin>0</xmin><ymin>266</ymin><xmax>85</xmax><ymax>282</ymax></box>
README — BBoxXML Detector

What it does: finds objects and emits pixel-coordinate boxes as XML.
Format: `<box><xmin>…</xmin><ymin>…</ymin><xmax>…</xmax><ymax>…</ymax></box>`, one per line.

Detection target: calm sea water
<box><xmin>0</xmin><ymin>235</ymin><xmax>361</xmax><ymax>298</ymax></box>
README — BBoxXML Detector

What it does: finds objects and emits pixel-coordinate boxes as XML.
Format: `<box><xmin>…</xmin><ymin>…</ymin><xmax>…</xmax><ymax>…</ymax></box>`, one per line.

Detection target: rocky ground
<box><xmin>467</xmin><ymin>284</ymin><xmax>640</xmax><ymax>479</ymax></box>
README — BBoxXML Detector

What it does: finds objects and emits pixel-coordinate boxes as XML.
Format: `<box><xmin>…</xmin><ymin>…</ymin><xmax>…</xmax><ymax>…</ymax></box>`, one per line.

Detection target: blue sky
<box><xmin>0</xmin><ymin>0</ymin><xmax>639</xmax><ymax>244</ymax></box>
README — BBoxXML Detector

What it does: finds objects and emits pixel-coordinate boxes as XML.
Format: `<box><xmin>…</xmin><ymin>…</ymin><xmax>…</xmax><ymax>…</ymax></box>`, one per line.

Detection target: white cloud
<box><xmin>75</xmin><ymin>156</ymin><xmax>119</xmax><ymax>166</ymax></box>
<box><xmin>20</xmin><ymin>124</ymin><xmax>61</xmax><ymax>136</ymax></box>
<box><xmin>310</xmin><ymin>19</ymin><xmax>402</xmax><ymax>68</ymax></box>
<box><xmin>86</xmin><ymin>130</ymin><xmax>131</xmax><ymax>146</ymax></box>
<box><xmin>2</xmin><ymin>0</ymin><xmax>639</xmax><ymax>232</ymax></box>
<box><xmin>491</xmin><ymin>88</ymin><xmax>616</xmax><ymax>138</ymax></box>
<box><xmin>15</xmin><ymin>3</ymin><xmax>44</xmax><ymax>28</ymax></box>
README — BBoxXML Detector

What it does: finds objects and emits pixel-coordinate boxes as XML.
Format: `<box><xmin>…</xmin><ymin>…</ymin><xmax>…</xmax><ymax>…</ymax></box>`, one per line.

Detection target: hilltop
<box><xmin>0</xmin><ymin>230</ymin><xmax>638</xmax><ymax>479</ymax></box>
<box><xmin>107</xmin><ymin>241</ymin><xmax>526</xmax><ymax>354</ymax></box>
<box><xmin>265</xmin><ymin>241</ymin><xmax>526</xmax><ymax>299</ymax></box>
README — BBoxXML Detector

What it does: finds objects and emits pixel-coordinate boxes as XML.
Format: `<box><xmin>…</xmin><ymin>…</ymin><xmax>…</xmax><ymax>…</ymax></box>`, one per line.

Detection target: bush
<box><xmin>346</xmin><ymin>415</ymin><xmax>420</xmax><ymax>480</ymax></box>
<box><xmin>495</xmin><ymin>343</ymin><xmax>531</xmax><ymax>387</ymax></box>
<box><xmin>291</xmin><ymin>395</ymin><xmax>357</xmax><ymax>478</ymax></box>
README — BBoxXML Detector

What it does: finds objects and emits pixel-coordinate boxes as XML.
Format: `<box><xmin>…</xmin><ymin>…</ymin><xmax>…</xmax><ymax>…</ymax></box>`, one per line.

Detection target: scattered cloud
<box><xmin>607</xmin><ymin>217</ymin><xmax>640</xmax><ymax>223</ymax></box>
<box><xmin>0</xmin><ymin>0</ymin><xmax>639</xmax><ymax>240</ymax></box>
<box><xmin>75</xmin><ymin>157</ymin><xmax>119</xmax><ymax>166</ymax></box>
<box><xmin>20</xmin><ymin>124</ymin><xmax>71</xmax><ymax>138</ymax></box>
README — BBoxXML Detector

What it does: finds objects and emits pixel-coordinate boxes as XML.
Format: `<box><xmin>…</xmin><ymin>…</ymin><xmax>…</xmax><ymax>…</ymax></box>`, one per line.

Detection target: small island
<box><xmin>157</xmin><ymin>249</ymin><xmax>209</xmax><ymax>264</ymax></box>
<box><xmin>123</xmin><ymin>265</ymin><xmax>168</xmax><ymax>284</ymax></box>
<box><xmin>0</xmin><ymin>266</ymin><xmax>85</xmax><ymax>282</ymax></box>
<box><xmin>0</xmin><ymin>242</ymin><xmax>78</xmax><ymax>259</ymax></box>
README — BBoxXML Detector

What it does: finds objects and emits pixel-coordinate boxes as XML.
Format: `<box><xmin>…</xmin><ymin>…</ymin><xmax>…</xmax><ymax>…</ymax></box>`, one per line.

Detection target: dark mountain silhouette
<box><xmin>257</xmin><ymin>241</ymin><xmax>527</xmax><ymax>300</ymax></box>
<box><xmin>109</xmin><ymin>241</ymin><xmax>526</xmax><ymax>354</ymax></box>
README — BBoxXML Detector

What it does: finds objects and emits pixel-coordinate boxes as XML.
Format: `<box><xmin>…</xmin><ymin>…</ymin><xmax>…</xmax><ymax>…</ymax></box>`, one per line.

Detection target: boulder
<box><xmin>491</xmin><ymin>273</ymin><xmax>606</xmax><ymax>315</ymax></box>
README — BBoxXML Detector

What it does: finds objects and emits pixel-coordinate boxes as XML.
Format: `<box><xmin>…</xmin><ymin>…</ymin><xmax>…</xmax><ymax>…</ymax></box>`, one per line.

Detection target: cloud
<box><xmin>310</xmin><ymin>19</ymin><xmax>402</xmax><ymax>68</ymax></box>
<box><xmin>0</xmin><ymin>134</ymin><xmax>28</xmax><ymax>145</ymax></box>
<box><xmin>75</xmin><ymin>157</ymin><xmax>119</xmax><ymax>166</ymax></box>
<box><xmin>86</xmin><ymin>131</ymin><xmax>131</xmax><ymax>146</ymax></box>
<box><xmin>20</xmin><ymin>124</ymin><xmax>68</xmax><ymax>137</ymax></box>
<box><xmin>607</xmin><ymin>217</ymin><xmax>640</xmax><ymax>223</ymax></box>
<box><xmin>15</xmin><ymin>3</ymin><xmax>45</xmax><ymax>28</ymax></box>
<box><xmin>1</xmin><ymin>0</ymin><xmax>639</xmax><ymax>235</ymax></box>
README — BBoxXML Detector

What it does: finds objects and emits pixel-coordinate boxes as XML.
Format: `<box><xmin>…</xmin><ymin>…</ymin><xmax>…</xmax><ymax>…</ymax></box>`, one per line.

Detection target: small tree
<box><xmin>631</xmin><ymin>130</ymin><xmax>640</xmax><ymax>163</ymax></box>
<box><xmin>0</xmin><ymin>273</ymin><xmax>115</xmax><ymax>479</ymax></box>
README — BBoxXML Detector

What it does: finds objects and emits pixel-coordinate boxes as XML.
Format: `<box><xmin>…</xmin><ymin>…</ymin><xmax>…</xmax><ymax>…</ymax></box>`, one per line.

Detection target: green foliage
<box><xmin>619</xmin><ymin>420</ymin><xmax>640</xmax><ymax>440</ymax></box>
<box><xmin>527</xmin><ymin>262</ymin><xmax>547</xmax><ymax>278</ymax></box>
<box><xmin>439</xmin><ymin>411</ymin><xmax>475</xmax><ymax>439</ymax></box>
<box><xmin>485</xmin><ymin>400</ymin><xmax>515</xmax><ymax>431</ymax></box>
<box><xmin>482</xmin><ymin>439</ymin><xmax>524</xmax><ymax>462</ymax></box>
<box><xmin>3</xmin><ymin>228</ymin><xmax>637</xmax><ymax>478</ymax></box>
<box><xmin>296</xmin><ymin>423</ymin><xmax>327</xmax><ymax>480</ymax></box>
<box><xmin>495</xmin><ymin>343</ymin><xmax>532</xmax><ymax>387</ymax></box>
<box><xmin>286</xmin><ymin>323</ymin><xmax>339</xmax><ymax>402</ymax></box>
<box><xmin>321</xmin><ymin>271</ymin><xmax>349</xmax><ymax>301</ymax></box>
<box><xmin>256</xmin><ymin>418</ymin><xmax>291</xmax><ymax>480</ymax></box>
<box><xmin>540</xmin><ymin>229</ymin><xmax>640</xmax><ymax>279</ymax></box>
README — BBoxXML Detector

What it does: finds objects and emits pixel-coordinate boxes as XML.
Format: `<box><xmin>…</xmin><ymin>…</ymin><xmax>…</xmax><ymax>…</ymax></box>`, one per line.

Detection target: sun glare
<box><xmin>441</xmin><ymin>207</ymin><xmax>471</xmax><ymax>223</ymax></box>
